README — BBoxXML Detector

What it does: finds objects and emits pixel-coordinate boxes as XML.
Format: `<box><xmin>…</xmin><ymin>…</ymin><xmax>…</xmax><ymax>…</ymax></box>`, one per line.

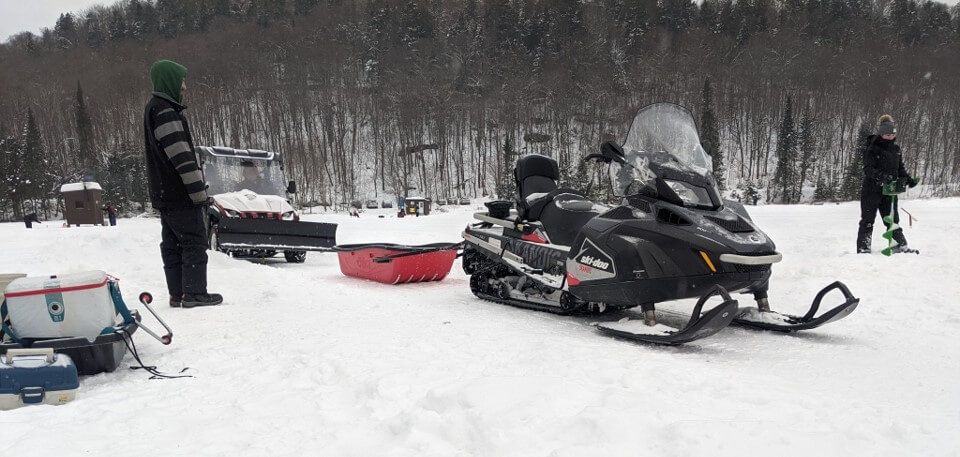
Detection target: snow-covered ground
<box><xmin>1</xmin><ymin>199</ymin><xmax>958</xmax><ymax>457</ymax></box>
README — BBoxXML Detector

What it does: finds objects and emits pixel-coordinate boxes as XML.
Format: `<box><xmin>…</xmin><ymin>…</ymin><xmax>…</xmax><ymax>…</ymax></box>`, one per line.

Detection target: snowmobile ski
<box><xmin>733</xmin><ymin>281</ymin><xmax>859</xmax><ymax>332</ymax></box>
<box><xmin>596</xmin><ymin>286</ymin><xmax>739</xmax><ymax>345</ymax></box>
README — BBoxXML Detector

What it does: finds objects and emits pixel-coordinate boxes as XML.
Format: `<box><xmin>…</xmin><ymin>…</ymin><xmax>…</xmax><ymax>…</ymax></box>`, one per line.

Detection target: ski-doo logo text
<box><xmin>579</xmin><ymin>256</ymin><xmax>610</xmax><ymax>270</ymax></box>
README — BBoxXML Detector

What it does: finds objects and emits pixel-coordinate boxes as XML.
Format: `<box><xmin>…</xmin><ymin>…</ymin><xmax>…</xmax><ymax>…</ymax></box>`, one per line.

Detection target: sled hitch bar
<box><xmin>136</xmin><ymin>292</ymin><xmax>174</xmax><ymax>345</ymax></box>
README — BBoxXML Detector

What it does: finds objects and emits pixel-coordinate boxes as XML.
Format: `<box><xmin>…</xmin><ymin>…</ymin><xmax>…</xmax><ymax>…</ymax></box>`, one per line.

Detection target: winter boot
<box><xmin>169</xmin><ymin>294</ymin><xmax>183</xmax><ymax>308</ymax></box>
<box><xmin>856</xmin><ymin>234</ymin><xmax>871</xmax><ymax>254</ymax></box>
<box><xmin>890</xmin><ymin>244</ymin><xmax>920</xmax><ymax>255</ymax></box>
<box><xmin>180</xmin><ymin>293</ymin><xmax>223</xmax><ymax>308</ymax></box>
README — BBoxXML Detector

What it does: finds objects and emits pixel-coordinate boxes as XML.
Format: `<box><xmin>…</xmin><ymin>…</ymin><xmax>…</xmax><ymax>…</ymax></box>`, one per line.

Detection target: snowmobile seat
<box><xmin>514</xmin><ymin>154</ymin><xmax>560</xmax><ymax>221</ymax></box>
<box><xmin>514</xmin><ymin>154</ymin><xmax>589</xmax><ymax>223</ymax></box>
<box><xmin>539</xmin><ymin>193</ymin><xmax>601</xmax><ymax>246</ymax></box>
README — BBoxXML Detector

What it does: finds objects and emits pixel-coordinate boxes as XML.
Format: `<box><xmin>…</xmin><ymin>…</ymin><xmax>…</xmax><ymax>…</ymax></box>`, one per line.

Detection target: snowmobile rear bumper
<box><xmin>215</xmin><ymin>218</ymin><xmax>338</xmax><ymax>252</ymax></box>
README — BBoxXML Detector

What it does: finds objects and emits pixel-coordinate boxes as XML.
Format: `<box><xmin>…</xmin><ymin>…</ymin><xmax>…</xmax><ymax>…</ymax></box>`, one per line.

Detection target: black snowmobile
<box><xmin>461</xmin><ymin>103</ymin><xmax>859</xmax><ymax>345</ymax></box>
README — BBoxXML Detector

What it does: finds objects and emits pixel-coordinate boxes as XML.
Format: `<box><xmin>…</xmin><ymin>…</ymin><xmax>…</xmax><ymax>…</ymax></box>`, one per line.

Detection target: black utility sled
<box><xmin>215</xmin><ymin>218</ymin><xmax>338</xmax><ymax>253</ymax></box>
<box><xmin>461</xmin><ymin>103</ymin><xmax>859</xmax><ymax>345</ymax></box>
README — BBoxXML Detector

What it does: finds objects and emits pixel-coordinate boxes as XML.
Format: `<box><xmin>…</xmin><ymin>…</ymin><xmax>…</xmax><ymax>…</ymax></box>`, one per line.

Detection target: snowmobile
<box><xmin>200</xmin><ymin>146</ymin><xmax>337</xmax><ymax>263</ymax></box>
<box><xmin>461</xmin><ymin>103</ymin><xmax>859</xmax><ymax>345</ymax></box>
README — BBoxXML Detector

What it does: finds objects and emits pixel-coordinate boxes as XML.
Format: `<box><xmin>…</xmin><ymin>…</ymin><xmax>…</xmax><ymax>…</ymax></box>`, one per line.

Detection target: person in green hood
<box><xmin>143</xmin><ymin>59</ymin><xmax>223</xmax><ymax>308</ymax></box>
<box><xmin>150</xmin><ymin>59</ymin><xmax>188</xmax><ymax>104</ymax></box>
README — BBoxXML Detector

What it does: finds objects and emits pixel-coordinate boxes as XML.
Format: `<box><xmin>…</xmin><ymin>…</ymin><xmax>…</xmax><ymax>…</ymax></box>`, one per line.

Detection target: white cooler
<box><xmin>3</xmin><ymin>271</ymin><xmax>119</xmax><ymax>342</ymax></box>
<box><xmin>0</xmin><ymin>273</ymin><xmax>27</xmax><ymax>302</ymax></box>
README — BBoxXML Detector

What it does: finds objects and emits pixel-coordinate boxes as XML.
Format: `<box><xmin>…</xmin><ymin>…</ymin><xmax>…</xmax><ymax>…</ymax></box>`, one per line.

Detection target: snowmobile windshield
<box><xmin>610</xmin><ymin>103</ymin><xmax>716</xmax><ymax>209</ymax></box>
<box><xmin>203</xmin><ymin>155</ymin><xmax>287</xmax><ymax>197</ymax></box>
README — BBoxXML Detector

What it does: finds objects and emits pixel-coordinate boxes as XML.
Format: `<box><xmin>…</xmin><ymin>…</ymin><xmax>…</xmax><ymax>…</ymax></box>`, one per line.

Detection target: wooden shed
<box><xmin>404</xmin><ymin>197</ymin><xmax>432</xmax><ymax>216</ymax></box>
<box><xmin>61</xmin><ymin>181</ymin><xmax>105</xmax><ymax>226</ymax></box>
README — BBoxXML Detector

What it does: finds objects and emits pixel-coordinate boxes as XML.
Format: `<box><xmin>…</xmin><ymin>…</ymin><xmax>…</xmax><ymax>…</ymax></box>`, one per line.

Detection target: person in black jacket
<box><xmin>856</xmin><ymin>114</ymin><xmax>920</xmax><ymax>254</ymax></box>
<box><xmin>143</xmin><ymin>60</ymin><xmax>223</xmax><ymax>308</ymax></box>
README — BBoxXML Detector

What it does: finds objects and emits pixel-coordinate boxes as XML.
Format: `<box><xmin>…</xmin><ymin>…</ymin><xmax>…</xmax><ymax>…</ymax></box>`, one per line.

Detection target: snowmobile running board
<box><xmin>596</xmin><ymin>285</ymin><xmax>740</xmax><ymax>345</ymax></box>
<box><xmin>733</xmin><ymin>281</ymin><xmax>860</xmax><ymax>332</ymax></box>
<box><xmin>216</xmin><ymin>218</ymin><xmax>338</xmax><ymax>252</ymax></box>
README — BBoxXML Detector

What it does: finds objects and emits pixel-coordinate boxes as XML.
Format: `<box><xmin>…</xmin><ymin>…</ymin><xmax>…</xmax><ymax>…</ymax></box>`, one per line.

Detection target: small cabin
<box><xmin>404</xmin><ymin>197</ymin><xmax>431</xmax><ymax>216</ymax></box>
<box><xmin>61</xmin><ymin>182</ymin><xmax>105</xmax><ymax>226</ymax></box>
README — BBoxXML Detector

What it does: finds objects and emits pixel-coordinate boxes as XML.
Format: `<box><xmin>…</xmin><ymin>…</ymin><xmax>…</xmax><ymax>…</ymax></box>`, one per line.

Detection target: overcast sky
<box><xmin>1</xmin><ymin>0</ymin><xmax>114</xmax><ymax>42</ymax></box>
<box><xmin>2</xmin><ymin>0</ymin><xmax>959</xmax><ymax>43</ymax></box>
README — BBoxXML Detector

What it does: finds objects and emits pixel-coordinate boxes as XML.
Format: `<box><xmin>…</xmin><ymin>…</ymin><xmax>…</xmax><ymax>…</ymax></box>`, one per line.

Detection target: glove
<box><xmin>908</xmin><ymin>177</ymin><xmax>920</xmax><ymax>188</ymax></box>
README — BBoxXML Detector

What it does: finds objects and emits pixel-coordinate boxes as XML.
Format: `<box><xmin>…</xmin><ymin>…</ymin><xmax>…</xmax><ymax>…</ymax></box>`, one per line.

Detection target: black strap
<box><xmin>119</xmin><ymin>331</ymin><xmax>192</xmax><ymax>380</ymax></box>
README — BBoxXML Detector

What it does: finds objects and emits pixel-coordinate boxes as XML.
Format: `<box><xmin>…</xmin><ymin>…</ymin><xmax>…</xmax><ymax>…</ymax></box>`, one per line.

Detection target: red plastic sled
<box><xmin>335</xmin><ymin>243</ymin><xmax>460</xmax><ymax>285</ymax></box>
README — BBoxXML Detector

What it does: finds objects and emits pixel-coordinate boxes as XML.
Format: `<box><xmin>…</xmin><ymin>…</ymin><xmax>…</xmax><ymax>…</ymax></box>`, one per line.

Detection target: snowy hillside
<box><xmin>1</xmin><ymin>199</ymin><xmax>958</xmax><ymax>457</ymax></box>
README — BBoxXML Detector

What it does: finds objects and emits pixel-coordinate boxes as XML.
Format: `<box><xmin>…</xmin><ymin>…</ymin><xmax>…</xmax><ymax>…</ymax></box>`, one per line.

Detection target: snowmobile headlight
<box><xmin>664</xmin><ymin>180</ymin><xmax>712</xmax><ymax>208</ymax></box>
<box><xmin>223</xmin><ymin>208</ymin><xmax>241</xmax><ymax>218</ymax></box>
<box><xmin>281</xmin><ymin>211</ymin><xmax>296</xmax><ymax>221</ymax></box>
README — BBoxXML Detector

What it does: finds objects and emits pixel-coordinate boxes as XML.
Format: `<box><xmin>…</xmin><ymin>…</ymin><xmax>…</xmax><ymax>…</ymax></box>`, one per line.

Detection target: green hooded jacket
<box><xmin>150</xmin><ymin>60</ymin><xmax>187</xmax><ymax>104</ymax></box>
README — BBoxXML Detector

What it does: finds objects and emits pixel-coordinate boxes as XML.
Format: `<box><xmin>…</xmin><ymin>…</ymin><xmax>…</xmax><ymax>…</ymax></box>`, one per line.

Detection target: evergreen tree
<box><xmin>54</xmin><ymin>13</ymin><xmax>77</xmax><ymax>48</ymax></box>
<box><xmin>795</xmin><ymin>103</ymin><xmax>815</xmax><ymax>202</ymax></box>
<box><xmin>771</xmin><ymin>96</ymin><xmax>797</xmax><ymax>203</ymax></box>
<box><xmin>157</xmin><ymin>0</ymin><xmax>185</xmax><ymax>38</ymax></box>
<box><xmin>22</xmin><ymin>109</ymin><xmax>49</xmax><ymax>214</ymax></box>
<box><xmin>743</xmin><ymin>180</ymin><xmax>761</xmax><ymax>205</ymax></box>
<box><xmin>294</xmin><ymin>0</ymin><xmax>321</xmax><ymax>16</ymax></box>
<box><xmin>85</xmin><ymin>12</ymin><xmax>105</xmax><ymax>48</ymax></box>
<box><xmin>838</xmin><ymin>124</ymin><xmax>870</xmax><ymax>200</ymax></box>
<box><xmin>108</xmin><ymin>9</ymin><xmax>127</xmax><ymax>41</ymax></box>
<box><xmin>75</xmin><ymin>81</ymin><xmax>96</xmax><ymax>176</ymax></box>
<box><xmin>700</xmin><ymin>78</ymin><xmax>724</xmax><ymax>190</ymax></box>
<box><xmin>813</xmin><ymin>173</ymin><xmax>835</xmax><ymax>202</ymax></box>
<box><xmin>497</xmin><ymin>137</ymin><xmax>517</xmax><ymax>199</ymax></box>
<box><xmin>0</xmin><ymin>134</ymin><xmax>26</xmax><ymax>218</ymax></box>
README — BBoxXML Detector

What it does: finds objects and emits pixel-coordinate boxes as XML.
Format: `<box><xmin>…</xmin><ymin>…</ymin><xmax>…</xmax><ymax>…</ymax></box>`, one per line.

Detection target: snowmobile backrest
<box><xmin>514</xmin><ymin>154</ymin><xmax>560</xmax><ymax>220</ymax></box>
<box><xmin>515</xmin><ymin>155</ymin><xmax>559</xmax><ymax>195</ymax></box>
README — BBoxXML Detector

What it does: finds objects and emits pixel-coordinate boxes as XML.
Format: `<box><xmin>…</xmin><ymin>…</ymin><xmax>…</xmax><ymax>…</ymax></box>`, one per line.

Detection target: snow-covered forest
<box><xmin>1</xmin><ymin>0</ymin><xmax>959</xmax><ymax>219</ymax></box>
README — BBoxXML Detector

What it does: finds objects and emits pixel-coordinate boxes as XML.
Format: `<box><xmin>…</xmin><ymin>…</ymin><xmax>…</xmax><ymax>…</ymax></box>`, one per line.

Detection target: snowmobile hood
<box><xmin>213</xmin><ymin>190</ymin><xmax>294</xmax><ymax>214</ymax></box>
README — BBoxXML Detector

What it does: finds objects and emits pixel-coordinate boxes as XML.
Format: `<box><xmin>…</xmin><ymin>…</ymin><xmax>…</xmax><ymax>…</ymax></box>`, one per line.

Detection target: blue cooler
<box><xmin>0</xmin><ymin>348</ymin><xmax>79</xmax><ymax>410</ymax></box>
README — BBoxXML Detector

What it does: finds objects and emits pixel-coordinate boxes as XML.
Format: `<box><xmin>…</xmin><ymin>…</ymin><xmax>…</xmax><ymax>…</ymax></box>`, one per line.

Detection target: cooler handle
<box><xmin>4</xmin><ymin>347</ymin><xmax>55</xmax><ymax>364</ymax></box>
<box><xmin>20</xmin><ymin>386</ymin><xmax>45</xmax><ymax>404</ymax></box>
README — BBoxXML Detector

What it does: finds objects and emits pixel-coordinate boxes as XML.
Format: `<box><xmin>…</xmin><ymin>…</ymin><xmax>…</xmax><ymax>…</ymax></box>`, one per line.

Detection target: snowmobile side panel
<box><xmin>216</xmin><ymin>218</ymin><xmax>337</xmax><ymax>252</ymax></box>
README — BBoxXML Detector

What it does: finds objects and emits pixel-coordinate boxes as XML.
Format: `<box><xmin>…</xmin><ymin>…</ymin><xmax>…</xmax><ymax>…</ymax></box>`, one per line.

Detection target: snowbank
<box><xmin>60</xmin><ymin>182</ymin><xmax>102</xmax><ymax>193</ymax></box>
<box><xmin>1</xmin><ymin>200</ymin><xmax>958</xmax><ymax>456</ymax></box>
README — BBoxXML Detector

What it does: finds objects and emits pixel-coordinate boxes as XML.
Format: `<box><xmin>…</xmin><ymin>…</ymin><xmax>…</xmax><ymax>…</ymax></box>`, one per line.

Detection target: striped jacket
<box><xmin>143</xmin><ymin>92</ymin><xmax>208</xmax><ymax>209</ymax></box>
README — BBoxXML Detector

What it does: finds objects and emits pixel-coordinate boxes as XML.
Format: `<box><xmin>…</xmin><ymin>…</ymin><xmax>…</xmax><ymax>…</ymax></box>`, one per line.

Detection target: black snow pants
<box><xmin>160</xmin><ymin>207</ymin><xmax>209</xmax><ymax>297</ymax></box>
<box><xmin>857</xmin><ymin>189</ymin><xmax>907</xmax><ymax>251</ymax></box>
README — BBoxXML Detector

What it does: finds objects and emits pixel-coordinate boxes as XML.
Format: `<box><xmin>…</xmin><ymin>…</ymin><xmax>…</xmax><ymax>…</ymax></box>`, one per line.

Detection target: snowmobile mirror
<box><xmin>287</xmin><ymin>181</ymin><xmax>297</xmax><ymax>194</ymax></box>
<box><xmin>599</xmin><ymin>141</ymin><xmax>626</xmax><ymax>164</ymax></box>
